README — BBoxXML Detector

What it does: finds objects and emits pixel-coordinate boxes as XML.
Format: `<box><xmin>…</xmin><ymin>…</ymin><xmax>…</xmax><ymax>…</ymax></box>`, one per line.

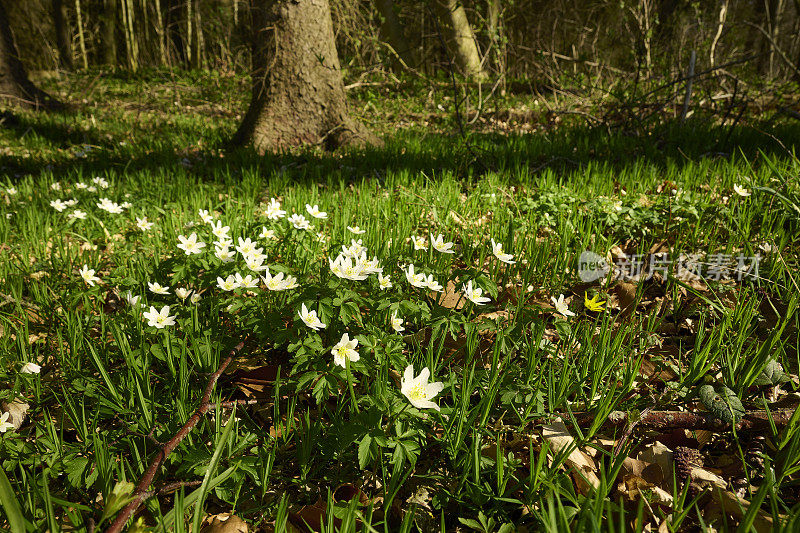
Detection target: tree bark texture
<box><xmin>51</xmin><ymin>0</ymin><xmax>73</xmax><ymax>69</ymax></box>
<box><xmin>433</xmin><ymin>0</ymin><xmax>485</xmax><ymax>80</ymax></box>
<box><xmin>233</xmin><ymin>0</ymin><xmax>381</xmax><ymax>152</ymax></box>
<box><xmin>372</xmin><ymin>0</ymin><xmax>417</xmax><ymax>70</ymax></box>
<box><xmin>0</xmin><ymin>0</ymin><xmax>62</xmax><ymax>109</ymax></box>
<box><xmin>99</xmin><ymin>0</ymin><xmax>117</xmax><ymax>65</ymax></box>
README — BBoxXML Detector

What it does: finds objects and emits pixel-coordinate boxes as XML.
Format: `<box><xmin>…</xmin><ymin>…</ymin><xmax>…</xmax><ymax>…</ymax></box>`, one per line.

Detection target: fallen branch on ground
<box><xmin>104</xmin><ymin>341</ymin><xmax>246</xmax><ymax>533</ymax></box>
<box><xmin>569</xmin><ymin>408</ymin><xmax>796</xmax><ymax>432</ymax></box>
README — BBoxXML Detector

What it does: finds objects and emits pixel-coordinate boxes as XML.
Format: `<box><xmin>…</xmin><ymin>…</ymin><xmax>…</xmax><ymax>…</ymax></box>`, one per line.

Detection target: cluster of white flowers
<box><xmin>50</xmin><ymin>199</ymin><xmax>79</xmax><ymax>212</ymax></box>
<box><xmin>403</xmin><ymin>264</ymin><xmax>443</xmax><ymax>292</ymax></box>
<box><xmin>262</xmin><ymin>269</ymin><xmax>299</xmax><ymax>291</ymax></box>
<box><xmin>288</xmin><ymin>213</ymin><xmax>311</xmax><ymax>230</ymax></box>
<box><xmin>330</xmin><ymin>251</ymin><xmax>383</xmax><ymax>281</ymax></box>
<box><xmin>97</xmin><ymin>197</ymin><xmax>126</xmax><ymax>214</ymax></box>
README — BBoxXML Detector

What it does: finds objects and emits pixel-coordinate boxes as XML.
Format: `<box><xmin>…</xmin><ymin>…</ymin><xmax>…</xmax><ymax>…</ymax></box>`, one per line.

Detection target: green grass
<box><xmin>0</xmin><ymin>70</ymin><xmax>799</xmax><ymax>531</ymax></box>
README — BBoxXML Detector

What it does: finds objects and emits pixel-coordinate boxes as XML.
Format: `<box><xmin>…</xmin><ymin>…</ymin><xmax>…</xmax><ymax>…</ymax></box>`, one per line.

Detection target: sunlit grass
<box><xmin>0</xmin><ymin>71</ymin><xmax>799</xmax><ymax>531</ymax></box>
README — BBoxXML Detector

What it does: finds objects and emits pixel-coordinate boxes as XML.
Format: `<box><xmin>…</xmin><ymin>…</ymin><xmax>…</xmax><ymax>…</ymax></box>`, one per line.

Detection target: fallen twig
<box><xmin>570</xmin><ymin>408</ymin><xmax>796</xmax><ymax>432</ymax></box>
<box><xmin>104</xmin><ymin>341</ymin><xmax>246</xmax><ymax>533</ymax></box>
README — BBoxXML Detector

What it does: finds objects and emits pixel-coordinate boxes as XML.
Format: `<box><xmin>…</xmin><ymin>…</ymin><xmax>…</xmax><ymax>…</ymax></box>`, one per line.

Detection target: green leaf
<box><xmin>699</xmin><ymin>384</ymin><xmax>745</xmax><ymax>424</ymax></box>
<box><xmin>458</xmin><ymin>517</ymin><xmax>483</xmax><ymax>530</ymax></box>
<box><xmin>65</xmin><ymin>457</ymin><xmax>90</xmax><ymax>489</ymax></box>
<box><xmin>358</xmin><ymin>434</ymin><xmax>372</xmax><ymax>470</ymax></box>
<box><xmin>754</xmin><ymin>360</ymin><xmax>789</xmax><ymax>386</ymax></box>
<box><xmin>192</xmin><ymin>413</ymin><xmax>238</xmax><ymax>533</ymax></box>
<box><xmin>0</xmin><ymin>467</ymin><xmax>25</xmax><ymax>533</ymax></box>
<box><xmin>98</xmin><ymin>481</ymin><xmax>136</xmax><ymax>526</ymax></box>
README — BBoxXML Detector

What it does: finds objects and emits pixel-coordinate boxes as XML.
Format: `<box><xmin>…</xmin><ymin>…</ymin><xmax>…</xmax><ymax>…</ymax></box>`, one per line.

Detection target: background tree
<box><xmin>372</xmin><ymin>0</ymin><xmax>417</xmax><ymax>70</ymax></box>
<box><xmin>433</xmin><ymin>0</ymin><xmax>485</xmax><ymax>80</ymax></box>
<box><xmin>0</xmin><ymin>0</ymin><xmax>61</xmax><ymax>109</ymax></box>
<box><xmin>233</xmin><ymin>0</ymin><xmax>380</xmax><ymax>152</ymax></box>
<box><xmin>51</xmin><ymin>0</ymin><xmax>73</xmax><ymax>69</ymax></box>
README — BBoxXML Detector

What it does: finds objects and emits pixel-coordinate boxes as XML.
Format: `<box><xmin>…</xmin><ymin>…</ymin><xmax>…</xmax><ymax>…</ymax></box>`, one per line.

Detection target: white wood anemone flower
<box><xmin>265</xmin><ymin>198</ymin><xmax>286</xmax><ymax>220</ymax></box>
<box><xmin>332</xmin><ymin>333</ymin><xmax>360</xmax><ymax>368</ymax></box>
<box><xmin>177</xmin><ymin>233</ymin><xmax>206</xmax><ymax>255</ymax></box>
<box><xmin>391</xmin><ymin>310</ymin><xmax>405</xmax><ymax>333</ymax></box>
<box><xmin>462</xmin><ymin>280</ymin><xmax>490</xmax><ymax>305</ymax></box>
<box><xmin>21</xmin><ymin>362</ymin><xmax>41</xmax><ymax>374</ymax></box>
<box><xmin>299</xmin><ymin>303</ymin><xmax>326</xmax><ymax>331</ymax></box>
<box><xmin>305</xmin><ymin>204</ymin><xmax>328</xmax><ymax>219</ymax></box>
<box><xmin>430</xmin><ymin>234</ymin><xmax>455</xmax><ymax>254</ymax></box>
<box><xmin>142</xmin><ymin>305</ymin><xmax>176</xmax><ymax>329</ymax></box>
<box><xmin>79</xmin><ymin>265</ymin><xmax>101</xmax><ymax>286</ymax></box>
<box><xmin>0</xmin><ymin>412</ymin><xmax>14</xmax><ymax>433</ymax></box>
<box><xmin>401</xmin><ymin>365</ymin><xmax>444</xmax><ymax>411</ymax></box>
<box><xmin>550</xmin><ymin>293</ymin><xmax>575</xmax><ymax>318</ymax></box>
<box><xmin>491</xmin><ymin>238</ymin><xmax>515</xmax><ymax>264</ymax></box>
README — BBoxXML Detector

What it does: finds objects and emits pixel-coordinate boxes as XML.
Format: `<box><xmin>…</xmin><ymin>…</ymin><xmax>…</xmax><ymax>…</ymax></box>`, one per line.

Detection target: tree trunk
<box><xmin>795</xmin><ymin>0</ymin><xmax>800</xmax><ymax>79</ymax></box>
<box><xmin>74</xmin><ymin>0</ymin><xmax>88</xmax><ymax>69</ymax></box>
<box><xmin>51</xmin><ymin>0</ymin><xmax>73</xmax><ymax>70</ymax></box>
<box><xmin>233</xmin><ymin>0</ymin><xmax>381</xmax><ymax>152</ymax></box>
<box><xmin>486</xmin><ymin>0</ymin><xmax>505</xmax><ymax>91</ymax></box>
<box><xmin>99</xmin><ymin>0</ymin><xmax>117</xmax><ymax>65</ymax></box>
<box><xmin>165</xmin><ymin>0</ymin><xmax>187</xmax><ymax>67</ymax></box>
<box><xmin>433</xmin><ymin>0</ymin><xmax>485</xmax><ymax>80</ymax></box>
<box><xmin>0</xmin><ymin>0</ymin><xmax>62</xmax><ymax>109</ymax></box>
<box><xmin>372</xmin><ymin>0</ymin><xmax>416</xmax><ymax>70</ymax></box>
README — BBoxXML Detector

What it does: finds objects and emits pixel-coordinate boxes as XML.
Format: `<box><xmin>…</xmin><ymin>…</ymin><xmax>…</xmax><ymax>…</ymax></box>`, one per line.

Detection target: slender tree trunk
<box><xmin>186</xmin><ymin>0</ymin><xmax>193</xmax><ymax>68</ymax></box>
<box><xmin>433</xmin><ymin>0</ymin><xmax>486</xmax><ymax>80</ymax></box>
<box><xmin>165</xmin><ymin>0</ymin><xmax>187</xmax><ymax>67</ymax></box>
<box><xmin>0</xmin><ymin>0</ymin><xmax>62</xmax><ymax>109</ymax></box>
<box><xmin>123</xmin><ymin>0</ymin><xmax>139</xmax><ymax>71</ymax></box>
<box><xmin>486</xmin><ymin>0</ymin><xmax>505</xmax><ymax>91</ymax></box>
<box><xmin>233</xmin><ymin>0</ymin><xmax>381</xmax><ymax>152</ymax></box>
<box><xmin>372</xmin><ymin>0</ymin><xmax>416</xmax><ymax>69</ymax></box>
<box><xmin>51</xmin><ymin>0</ymin><xmax>73</xmax><ymax>70</ymax></box>
<box><xmin>74</xmin><ymin>0</ymin><xmax>88</xmax><ymax>69</ymax></box>
<box><xmin>768</xmin><ymin>0</ymin><xmax>786</xmax><ymax>78</ymax></box>
<box><xmin>191</xmin><ymin>1</ymin><xmax>204</xmax><ymax>69</ymax></box>
<box><xmin>99</xmin><ymin>0</ymin><xmax>117</xmax><ymax>66</ymax></box>
<box><xmin>709</xmin><ymin>0</ymin><xmax>728</xmax><ymax>68</ymax></box>
<box><xmin>153</xmin><ymin>0</ymin><xmax>167</xmax><ymax>66</ymax></box>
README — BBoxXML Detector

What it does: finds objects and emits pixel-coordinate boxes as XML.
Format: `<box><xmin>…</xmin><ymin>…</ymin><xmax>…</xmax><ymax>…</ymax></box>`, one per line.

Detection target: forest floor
<box><xmin>0</xmin><ymin>70</ymin><xmax>799</xmax><ymax>532</ymax></box>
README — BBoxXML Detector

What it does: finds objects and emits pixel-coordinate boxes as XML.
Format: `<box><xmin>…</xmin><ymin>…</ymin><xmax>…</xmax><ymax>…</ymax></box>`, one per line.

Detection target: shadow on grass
<box><xmin>2</xmin><ymin>109</ymin><xmax>799</xmax><ymax>186</ymax></box>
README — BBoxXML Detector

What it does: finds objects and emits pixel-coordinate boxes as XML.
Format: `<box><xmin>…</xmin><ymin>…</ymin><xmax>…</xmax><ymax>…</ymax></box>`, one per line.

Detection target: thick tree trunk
<box><xmin>233</xmin><ymin>0</ymin><xmax>381</xmax><ymax>152</ymax></box>
<box><xmin>0</xmin><ymin>1</ymin><xmax>62</xmax><ymax>109</ymax></box>
<box><xmin>433</xmin><ymin>0</ymin><xmax>486</xmax><ymax>80</ymax></box>
<box><xmin>51</xmin><ymin>0</ymin><xmax>73</xmax><ymax>70</ymax></box>
<box><xmin>372</xmin><ymin>0</ymin><xmax>416</xmax><ymax>70</ymax></box>
<box><xmin>99</xmin><ymin>0</ymin><xmax>117</xmax><ymax>66</ymax></box>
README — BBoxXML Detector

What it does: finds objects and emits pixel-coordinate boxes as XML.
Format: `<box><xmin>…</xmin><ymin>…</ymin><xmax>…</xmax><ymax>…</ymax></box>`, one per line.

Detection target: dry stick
<box><xmin>569</xmin><ymin>408</ymin><xmax>797</xmax><ymax>432</ymax></box>
<box><xmin>742</xmin><ymin>21</ymin><xmax>800</xmax><ymax>79</ymax></box>
<box><xmin>680</xmin><ymin>50</ymin><xmax>696</xmax><ymax>123</ymax></box>
<box><xmin>104</xmin><ymin>341</ymin><xmax>246</xmax><ymax>533</ymax></box>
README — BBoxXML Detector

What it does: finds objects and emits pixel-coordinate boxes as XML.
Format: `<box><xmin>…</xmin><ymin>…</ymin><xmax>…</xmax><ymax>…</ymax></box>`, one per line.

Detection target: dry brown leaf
<box><xmin>542</xmin><ymin>421</ymin><xmax>600</xmax><ymax>493</ymax></box>
<box><xmin>709</xmin><ymin>488</ymin><xmax>779</xmax><ymax>533</ymax></box>
<box><xmin>199</xmin><ymin>513</ymin><xmax>248</xmax><ymax>533</ymax></box>
<box><xmin>637</xmin><ymin>442</ymin><xmax>674</xmax><ymax>489</ymax></box>
<box><xmin>689</xmin><ymin>467</ymin><xmax>727</xmax><ymax>489</ymax></box>
<box><xmin>2</xmin><ymin>398</ymin><xmax>30</xmax><ymax>429</ymax></box>
<box><xmin>436</xmin><ymin>280</ymin><xmax>465</xmax><ymax>309</ymax></box>
<box><xmin>617</xmin><ymin>474</ymin><xmax>673</xmax><ymax>505</ymax></box>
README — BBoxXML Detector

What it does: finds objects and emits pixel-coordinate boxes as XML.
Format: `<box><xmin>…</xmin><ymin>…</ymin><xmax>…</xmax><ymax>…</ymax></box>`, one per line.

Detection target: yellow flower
<box><xmin>584</xmin><ymin>292</ymin><xmax>606</xmax><ymax>312</ymax></box>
